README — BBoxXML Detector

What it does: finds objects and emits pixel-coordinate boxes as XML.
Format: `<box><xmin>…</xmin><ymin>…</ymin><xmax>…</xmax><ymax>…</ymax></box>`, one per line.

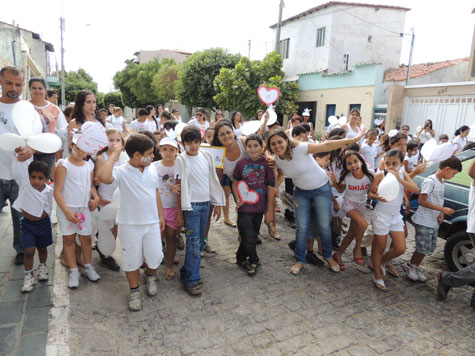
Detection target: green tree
<box><xmin>213</xmin><ymin>51</ymin><xmax>299</xmax><ymax>118</ymax></box>
<box><xmin>104</xmin><ymin>92</ymin><xmax>124</xmax><ymax>108</ymax></box>
<box><xmin>113</xmin><ymin>60</ymin><xmax>141</xmax><ymax>108</ymax></box>
<box><xmin>152</xmin><ymin>60</ymin><xmax>179</xmax><ymax>104</ymax></box>
<box><xmin>58</xmin><ymin>68</ymin><xmax>98</xmax><ymax>103</ymax></box>
<box><xmin>175</xmin><ymin>48</ymin><xmax>241</xmax><ymax>110</ymax></box>
<box><xmin>96</xmin><ymin>92</ymin><xmax>105</xmax><ymax>108</ymax></box>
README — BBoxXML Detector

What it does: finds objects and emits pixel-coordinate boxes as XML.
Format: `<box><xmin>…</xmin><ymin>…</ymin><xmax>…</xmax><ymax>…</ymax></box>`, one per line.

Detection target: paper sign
<box><xmin>257</xmin><ymin>86</ymin><xmax>280</xmax><ymax>106</ymax></box>
<box><xmin>200</xmin><ymin>145</ymin><xmax>226</xmax><ymax>169</ymax></box>
<box><xmin>237</xmin><ymin>180</ymin><xmax>260</xmax><ymax>204</ymax></box>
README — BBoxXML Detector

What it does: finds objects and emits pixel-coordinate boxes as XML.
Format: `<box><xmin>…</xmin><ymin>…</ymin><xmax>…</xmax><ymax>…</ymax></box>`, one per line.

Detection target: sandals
<box><xmin>224</xmin><ymin>221</ymin><xmax>237</xmax><ymax>228</ymax></box>
<box><xmin>353</xmin><ymin>251</ymin><xmax>365</xmax><ymax>265</ymax></box>
<box><xmin>386</xmin><ymin>263</ymin><xmax>399</xmax><ymax>278</ymax></box>
<box><xmin>165</xmin><ymin>268</ymin><xmax>175</xmax><ymax>281</ymax></box>
<box><xmin>326</xmin><ymin>258</ymin><xmax>340</xmax><ymax>273</ymax></box>
<box><xmin>267</xmin><ymin>224</ymin><xmax>281</xmax><ymax>241</ymax></box>
<box><xmin>372</xmin><ymin>276</ymin><xmax>388</xmax><ymax>292</ymax></box>
<box><xmin>246</xmin><ymin>263</ymin><xmax>258</xmax><ymax>276</ymax></box>
<box><xmin>368</xmin><ymin>261</ymin><xmax>386</xmax><ymax>277</ymax></box>
<box><xmin>290</xmin><ymin>263</ymin><xmax>303</xmax><ymax>275</ymax></box>
<box><xmin>332</xmin><ymin>253</ymin><xmax>346</xmax><ymax>271</ymax></box>
<box><xmin>204</xmin><ymin>244</ymin><xmax>216</xmax><ymax>253</ymax></box>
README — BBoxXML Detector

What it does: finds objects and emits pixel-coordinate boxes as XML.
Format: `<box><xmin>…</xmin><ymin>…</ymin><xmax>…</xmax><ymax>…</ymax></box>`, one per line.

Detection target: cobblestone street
<box><xmin>45</xmin><ymin>203</ymin><xmax>475</xmax><ymax>356</ymax></box>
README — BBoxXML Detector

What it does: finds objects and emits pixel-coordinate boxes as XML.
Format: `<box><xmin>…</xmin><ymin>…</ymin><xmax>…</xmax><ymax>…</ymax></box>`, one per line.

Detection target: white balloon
<box><xmin>112</xmin><ymin>188</ymin><xmax>121</xmax><ymax>209</ymax></box>
<box><xmin>260</xmin><ymin>107</ymin><xmax>278</xmax><ymax>126</ymax></box>
<box><xmin>338</xmin><ymin>116</ymin><xmax>347</xmax><ymax>125</ymax></box>
<box><xmin>420</xmin><ymin>139</ymin><xmax>438</xmax><ymax>161</ymax></box>
<box><xmin>0</xmin><ymin>133</ymin><xmax>26</xmax><ymax>151</ymax></box>
<box><xmin>378</xmin><ymin>173</ymin><xmax>399</xmax><ymax>201</ymax></box>
<box><xmin>119</xmin><ymin>151</ymin><xmax>129</xmax><ymax>165</ymax></box>
<box><xmin>175</xmin><ymin>122</ymin><xmax>187</xmax><ymax>136</ymax></box>
<box><xmin>99</xmin><ymin>203</ymin><xmax>118</xmax><ymax>221</ymax></box>
<box><xmin>27</xmin><ymin>133</ymin><xmax>62</xmax><ymax>153</ymax></box>
<box><xmin>242</xmin><ymin>120</ymin><xmax>262</xmax><ymax>136</ymax></box>
<box><xmin>12</xmin><ymin>101</ymin><xmax>42</xmax><ymax>138</ymax></box>
<box><xmin>75</xmin><ymin>235</ymin><xmax>81</xmax><ymax>246</ymax></box>
<box><xmin>97</xmin><ymin>219</ymin><xmax>116</xmax><ymax>256</ymax></box>
<box><xmin>90</xmin><ymin>209</ymin><xmax>101</xmax><ymax>237</ymax></box>
<box><xmin>328</xmin><ymin>115</ymin><xmax>338</xmax><ymax>125</ymax></box>
<box><xmin>428</xmin><ymin>142</ymin><xmax>457</xmax><ymax>162</ymax></box>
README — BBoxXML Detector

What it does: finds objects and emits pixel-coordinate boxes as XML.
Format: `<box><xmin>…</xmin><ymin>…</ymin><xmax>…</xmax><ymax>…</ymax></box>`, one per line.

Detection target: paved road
<box><xmin>47</xmin><ymin>203</ymin><xmax>474</xmax><ymax>356</ymax></box>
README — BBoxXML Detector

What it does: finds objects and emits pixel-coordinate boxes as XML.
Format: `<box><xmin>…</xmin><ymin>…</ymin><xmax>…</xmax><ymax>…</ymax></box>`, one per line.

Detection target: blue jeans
<box><xmin>0</xmin><ymin>179</ymin><xmax>23</xmax><ymax>253</ymax></box>
<box><xmin>294</xmin><ymin>182</ymin><xmax>333</xmax><ymax>262</ymax></box>
<box><xmin>180</xmin><ymin>202</ymin><xmax>210</xmax><ymax>287</ymax></box>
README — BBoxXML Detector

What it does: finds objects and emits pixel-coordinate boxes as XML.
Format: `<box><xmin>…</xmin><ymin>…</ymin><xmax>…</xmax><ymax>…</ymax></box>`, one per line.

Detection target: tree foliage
<box><xmin>175</xmin><ymin>48</ymin><xmax>241</xmax><ymax>110</ymax></box>
<box><xmin>152</xmin><ymin>59</ymin><xmax>179</xmax><ymax>104</ymax></box>
<box><xmin>104</xmin><ymin>92</ymin><xmax>124</xmax><ymax>108</ymax></box>
<box><xmin>58</xmin><ymin>68</ymin><xmax>98</xmax><ymax>103</ymax></box>
<box><xmin>113</xmin><ymin>60</ymin><xmax>141</xmax><ymax>108</ymax></box>
<box><xmin>213</xmin><ymin>51</ymin><xmax>299</xmax><ymax>118</ymax></box>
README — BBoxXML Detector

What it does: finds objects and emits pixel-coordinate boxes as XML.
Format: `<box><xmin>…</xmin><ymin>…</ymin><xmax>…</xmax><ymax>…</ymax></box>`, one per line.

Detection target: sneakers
<box><xmin>176</xmin><ymin>234</ymin><xmax>185</xmax><ymax>250</ymax></box>
<box><xmin>144</xmin><ymin>273</ymin><xmax>158</xmax><ymax>296</ymax></box>
<box><xmin>97</xmin><ymin>248</ymin><xmax>120</xmax><ymax>271</ymax></box>
<box><xmin>37</xmin><ymin>264</ymin><xmax>49</xmax><ymax>281</ymax></box>
<box><xmin>128</xmin><ymin>291</ymin><xmax>142</xmax><ymax>311</ymax></box>
<box><xmin>436</xmin><ymin>272</ymin><xmax>451</xmax><ymax>300</ymax></box>
<box><xmin>21</xmin><ymin>272</ymin><xmax>36</xmax><ymax>292</ymax></box>
<box><xmin>83</xmin><ymin>265</ymin><xmax>101</xmax><ymax>282</ymax></box>
<box><xmin>306</xmin><ymin>251</ymin><xmax>324</xmax><ymax>266</ymax></box>
<box><xmin>184</xmin><ymin>284</ymin><xmax>202</xmax><ymax>296</ymax></box>
<box><xmin>68</xmin><ymin>269</ymin><xmax>80</xmax><ymax>289</ymax></box>
<box><xmin>416</xmin><ymin>266</ymin><xmax>427</xmax><ymax>282</ymax></box>
<box><xmin>403</xmin><ymin>262</ymin><xmax>420</xmax><ymax>282</ymax></box>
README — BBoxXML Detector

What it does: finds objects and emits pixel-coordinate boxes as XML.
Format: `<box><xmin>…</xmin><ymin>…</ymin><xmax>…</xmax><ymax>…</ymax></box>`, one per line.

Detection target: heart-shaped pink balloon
<box><xmin>257</xmin><ymin>86</ymin><xmax>280</xmax><ymax>106</ymax></box>
<box><xmin>237</xmin><ymin>181</ymin><xmax>260</xmax><ymax>204</ymax></box>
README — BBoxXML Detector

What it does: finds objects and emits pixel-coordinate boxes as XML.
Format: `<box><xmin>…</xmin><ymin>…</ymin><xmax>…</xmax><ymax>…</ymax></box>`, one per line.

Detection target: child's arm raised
<box><xmin>53</xmin><ymin>163</ymin><xmax>80</xmax><ymax>224</ymax></box>
<box><xmin>306</xmin><ymin>129</ymin><xmax>366</xmax><ymax>154</ymax></box>
<box><xmin>97</xmin><ymin>143</ymin><xmax>122</xmax><ymax>184</ymax></box>
<box><xmin>390</xmin><ymin>170</ymin><xmax>419</xmax><ymax>194</ymax></box>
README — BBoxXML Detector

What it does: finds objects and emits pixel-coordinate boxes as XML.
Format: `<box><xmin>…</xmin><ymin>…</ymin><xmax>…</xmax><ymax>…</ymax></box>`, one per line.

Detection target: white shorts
<box><xmin>118</xmin><ymin>223</ymin><xmax>163</xmax><ymax>272</ymax></box>
<box><xmin>57</xmin><ymin>207</ymin><xmax>92</xmax><ymax>236</ymax></box>
<box><xmin>371</xmin><ymin>210</ymin><xmax>404</xmax><ymax>236</ymax></box>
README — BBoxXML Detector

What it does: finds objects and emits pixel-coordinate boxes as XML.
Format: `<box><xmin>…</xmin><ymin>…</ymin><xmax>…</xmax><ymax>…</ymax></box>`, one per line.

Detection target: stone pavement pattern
<box><xmin>0</xmin><ymin>206</ymin><xmax>54</xmax><ymax>356</ymax></box>
<box><xmin>51</xmin><ymin>203</ymin><xmax>475</xmax><ymax>356</ymax></box>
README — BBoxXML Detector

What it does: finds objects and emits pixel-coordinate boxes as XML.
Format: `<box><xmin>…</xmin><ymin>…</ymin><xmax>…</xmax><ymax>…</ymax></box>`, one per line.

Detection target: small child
<box><xmin>12</xmin><ymin>157</ymin><xmax>53</xmax><ymax>292</ymax></box>
<box><xmin>232</xmin><ymin>134</ymin><xmax>275</xmax><ymax>276</ymax></box>
<box><xmin>97</xmin><ymin>134</ymin><xmax>165</xmax><ymax>311</ymax></box>
<box><xmin>404</xmin><ymin>156</ymin><xmax>462</xmax><ymax>282</ymax></box>
<box><xmin>361</xmin><ymin>129</ymin><xmax>379</xmax><ymax>171</ymax></box>
<box><xmin>54</xmin><ymin>138</ymin><xmax>100</xmax><ymax>289</ymax></box>
<box><xmin>369</xmin><ymin>149</ymin><xmax>419</xmax><ymax>292</ymax></box>
<box><xmin>404</xmin><ymin>140</ymin><xmax>419</xmax><ymax>174</ymax></box>
<box><xmin>332</xmin><ymin>150</ymin><xmax>374</xmax><ymax>270</ymax></box>
<box><xmin>291</xmin><ymin>125</ymin><xmax>307</xmax><ymax>142</ymax></box>
<box><xmin>154</xmin><ymin>137</ymin><xmax>181</xmax><ymax>281</ymax></box>
<box><xmin>176</xmin><ymin>126</ymin><xmax>225</xmax><ymax>296</ymax></box>
<box><xmin>129</xmin><ymin>108</ymin><xmax>155</xmax><ymax>134</ymax></box>
<box><xmin>204</xmin><ymin>127</ymin><xmax>215</xmax><ymax>145</ymax></box>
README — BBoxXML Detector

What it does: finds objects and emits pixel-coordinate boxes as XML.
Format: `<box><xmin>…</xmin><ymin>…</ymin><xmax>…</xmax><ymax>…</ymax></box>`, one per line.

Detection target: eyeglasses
<box><xmin>216</xmin><ymin>113</ymin><xmax>223</xmax><ymax>116</ymax></box>
<box><xmin>196</xmin><ymin>113</ymin><xmax>203</xmax><ymax>117</ymax></box>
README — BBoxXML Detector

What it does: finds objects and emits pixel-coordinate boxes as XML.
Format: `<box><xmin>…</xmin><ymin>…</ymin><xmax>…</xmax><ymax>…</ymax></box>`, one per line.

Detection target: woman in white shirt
<box><xmin>187</xmin><ymin>108</ymin><xmax>209</xmax><ymax>137</ymax></box>
<box><xmin>109</xmin><ymin>107</ymin><xmax>127</xmax><ymax>133</ymax></box>
<box><xmin>342</xmin><ymin>109</ymin><xmax>362</xmax><ymax>140</ymax></box>
<box><xmin>266</xmin><ymin>128</ymin><xmax>366</xmax><ymax>275</ymax></box>
<box><xmin>417</xmin><ymin>119</ymin><xmax>436</xmax><ymax>146</ymax></box>
<box><xmin>453</xmin><ymin>125</ymin><xmax>470</xmax><ymax>154</ymax></box>
<box><xmin>230</xmin><ymin>111</ymin><xmax>244</xmax><ymax>138</ymax></box>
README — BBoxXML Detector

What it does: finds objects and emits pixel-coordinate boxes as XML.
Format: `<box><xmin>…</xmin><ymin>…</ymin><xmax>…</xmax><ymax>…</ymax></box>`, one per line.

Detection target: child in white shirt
<box><xmin>129</xmin><ymin>108</ymin><xmax>156</xmax><ymax>134</ymax></box>
<box><xmin>361</xmin><ymin>129</ymin><xmax>380</xmax><ymax>171</ymax></box>
<box><xmin>98</xmin><ymin>134</ymin><xmax>165</xmax><ymax>311</ymax></box>
<box><xmin>12</xmin><ymin>158</ymin><xmax>53</xmax><ymax>292</ymax></box>
<box><xmin>404</xmin><ymin>140</ymin><xmax>419</xmax><ymax>174</ymax></box>
<box><xmin>176</xmin><ymin>126</ymin><xmax>225</xmax><ymax>296</ymax></box>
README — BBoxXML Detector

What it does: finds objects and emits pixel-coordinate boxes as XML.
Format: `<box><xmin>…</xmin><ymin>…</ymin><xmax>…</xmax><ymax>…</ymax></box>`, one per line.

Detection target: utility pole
<box><xmin>274</xmin><ymin>0</ymin><xmax>285</xmax><ymax>52</ymax></box>
<box><xmin>248</xmin><ymin>40</ymin><xmax>251</xmax><ymax>58</ymax></box>
<box><xmin>60</xmin><ymin>17</ymin><xmax>66</xmax><ymax>109</ymax></box>
<box><xmin>406</xmin><ymin>28</ymin><xmax>415</xmax><ymax>86</ymax></box>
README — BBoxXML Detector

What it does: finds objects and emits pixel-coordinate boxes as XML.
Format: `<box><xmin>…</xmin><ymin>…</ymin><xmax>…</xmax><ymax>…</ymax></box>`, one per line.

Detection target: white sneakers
<box><xmin>83</xmin><ymin>265</ymin><xmax>101</xmax><ymax>282</ymax></box>
<box><xmin>403</xmin><ymin>262</ymin><xmax>427</xmax><ymax>282</ymax></box>
<box><xmin>21</xmin><ymin>272</ymin><xmax>37</xmax><ymax>292</ymax></box>
<box><xmin>128</xmin><ymin>291</ymin><xmax>142</xmax><ymax>311</ymax></box>
<box><xmin>37</xmin><ymin>264</ymin><xmax>49</xmax><ymax>281</ymax></box>
<box><xmin>68</xmin><ymin>269</ymin><xmax>80</xmax><ymax>289</ymax></box>
<box><xmin>144</xmin><ymin>273</ymin><xmax>158</xmax><ymax>296</ymax></box>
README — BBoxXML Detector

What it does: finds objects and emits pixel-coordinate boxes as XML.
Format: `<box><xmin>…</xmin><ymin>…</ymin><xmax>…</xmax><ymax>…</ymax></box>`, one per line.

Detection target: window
<box><xmin>278</xmin><ymin>38</ymin><xmax>289</xmax><ymax>59</ymax></box>
<box><xmin>349</xmin><ymin>104</ymin><xmax>361</xmax><ymax>115</ymax></box>
<box><xmin>316</xmin><ymin>27</ymin><xmax>325</xmax><ymax>47</ymax></box>
<box><xmin>326</xmin><ymin>104</ymin><xmax>336</xmax><ymax>126</ymax></box>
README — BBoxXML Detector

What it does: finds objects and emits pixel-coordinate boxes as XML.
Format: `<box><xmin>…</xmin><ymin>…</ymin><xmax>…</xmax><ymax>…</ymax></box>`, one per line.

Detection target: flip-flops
<box><xmin>224</xmin><ymin>221</ymin><xmax>237</xmax><ymax>228</ymax></box>
<box><xmin>372</xmin><ymin>276</ymin><xmax>388</xmax><ymax>292</ymax></box>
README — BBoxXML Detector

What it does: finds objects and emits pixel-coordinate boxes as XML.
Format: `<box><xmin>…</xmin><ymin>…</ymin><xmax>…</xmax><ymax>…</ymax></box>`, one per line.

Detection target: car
<box><xmin>409</xmin><ymin>148</ymin><xmax>475</xmax><ymax>272</ymax></box>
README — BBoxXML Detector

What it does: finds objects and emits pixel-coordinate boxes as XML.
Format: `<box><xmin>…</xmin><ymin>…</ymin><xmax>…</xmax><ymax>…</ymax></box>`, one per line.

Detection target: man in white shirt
<box><xmin>0</xmin><ymin>66</ymin><xmax>35</xmax><ymax>265</ymax></box>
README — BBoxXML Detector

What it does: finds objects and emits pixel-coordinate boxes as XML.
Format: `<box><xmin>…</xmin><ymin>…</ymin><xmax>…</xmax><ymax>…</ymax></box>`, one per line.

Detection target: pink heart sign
<box><xmin>237</xmin><ymin>181</ymin><xmax>260</xmax><ymax>204</ymax></box>
<box><xmin>257</xmin><ymin>86</ymin><xmax>280</xmax><ymax>106</ymax></box>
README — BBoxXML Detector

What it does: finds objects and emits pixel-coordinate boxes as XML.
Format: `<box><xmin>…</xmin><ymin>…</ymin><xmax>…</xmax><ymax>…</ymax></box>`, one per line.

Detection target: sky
<box><xmin>1</xmin><ymin>0</ymin><xmax>474</xmax><ymax>92</ymax></box>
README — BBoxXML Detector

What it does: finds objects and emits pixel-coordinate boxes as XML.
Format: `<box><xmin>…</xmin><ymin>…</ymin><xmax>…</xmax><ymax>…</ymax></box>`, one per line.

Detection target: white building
<box><xmin>270</xmin><ymin>1</ymin><xmax>409</xmax><ymax>80</ymax></box>
<box><xmin>133</xmin><ymin>49</ymin><xmax>191</xmax><ymax>64</ymax></box>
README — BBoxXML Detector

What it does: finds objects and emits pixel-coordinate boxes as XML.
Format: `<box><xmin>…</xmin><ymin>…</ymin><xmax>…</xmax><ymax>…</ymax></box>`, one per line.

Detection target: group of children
<box><xmin>12</xmin><ymin>102</ymin><xmax>473</xmax><ymax>311</ymax></box>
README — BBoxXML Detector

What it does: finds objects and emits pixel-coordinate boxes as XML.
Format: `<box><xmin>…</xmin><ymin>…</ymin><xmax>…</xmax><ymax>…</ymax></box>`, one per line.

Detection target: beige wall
<box><xmin>386</xmin><ymin>84</ymin><xmax>405</xmax><ymax>131</ymax></box>
<box><xmin>299</xmin><ymin>85</ymin><xmax>375</xmax><ymax>133</ymax></box>
<box><xmin>404</xmin><ymin>83</ymin><xmax>475</xmax><ymax>97</ymax></box>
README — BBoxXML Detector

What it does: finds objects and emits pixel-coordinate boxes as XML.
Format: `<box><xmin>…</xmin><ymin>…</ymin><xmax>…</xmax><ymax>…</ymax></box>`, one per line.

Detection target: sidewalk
<box><xmin>0</xmin><ymin>206</ymin><xmax>54</xmax><ymax>356</ymax></box>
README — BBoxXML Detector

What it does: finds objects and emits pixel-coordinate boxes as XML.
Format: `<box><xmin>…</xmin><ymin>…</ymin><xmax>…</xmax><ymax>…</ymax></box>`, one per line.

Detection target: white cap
<box><xmin>159</xmin><ymin>137</ymin><xmax>178</xmax><ymax>148</ymax></box>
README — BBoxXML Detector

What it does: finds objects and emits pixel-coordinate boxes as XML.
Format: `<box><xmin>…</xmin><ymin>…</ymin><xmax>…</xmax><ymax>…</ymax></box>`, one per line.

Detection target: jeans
<box><xmin>441</xmin><ymin>233</ymin><xmax>475</xmax><ymax>289</ymax></box>
<box><xmin>294</xmin><ymin>182</ymin><xmax>333</xmax><ymax>262</ymax></box>
<box><xmin>237</xmin><ymin>211</ymin><xmax>263</xmax><ymax>265</ymax></box>
<box><xmin>0</xmin><ymin>179</ymin><xmax>23</xmax><ymax>253</ymax></box>
<box><xmin>180</xmin><ymin>202</ymin><xmax>210</xmax><ymax>287</ymax></box>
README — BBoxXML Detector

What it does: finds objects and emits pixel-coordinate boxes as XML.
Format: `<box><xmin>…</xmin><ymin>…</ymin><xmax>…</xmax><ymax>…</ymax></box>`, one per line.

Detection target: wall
<box><xmin>385</xmin><ymin>84</ymin><xmax>404</xmax><ymax>130</ymax></box>
<box><xmin>0</xmin><ymin>23</ymin><xmax>21</xmax><ymax>68</ymax></box>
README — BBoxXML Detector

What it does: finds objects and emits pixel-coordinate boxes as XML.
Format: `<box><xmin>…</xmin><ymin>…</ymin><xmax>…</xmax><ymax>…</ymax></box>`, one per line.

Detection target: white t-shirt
<box><xmin>362</xmin><ymin>143</ymin><xmax>377</xmax><ymax>170</ymax></box>
<box><xmin>11</xmin><ymin>158</ymin><xmax>53</xmax><ymax>217</ymax></box>
<box><xmin>275</xmin><ymin>142</ymin><xmax>329</xmax><ymax>190</ymax></box>
<box><xmin>109</xmin><ymin>115</ymin><xmax>124</xmax><ymax>132</ymax></box>
<box><xmin>404</xmin><ymin>153</ymin><xmax>419</xmax><ymax>172</ymax></box>
<box><xmin>342</xmin><ymin>173</ymin><xmax>372</xmax><ymax>203</ymax></box>
<box><xmin>187</xmin><ymin>153</ymin><xmax>210</xmax><ymax>202</ymax></box>
<box><xmin>233</xmin><ymin>126</ymin><xmax>243</xmax><ymax>138</ymax></box>
<box><xmin>188</xmin><ymin>118</ymin><xmax>209</xmax><ymax>137</ymax></box>
<box><xmin>419</xmin><ymin>130</ymin><xmax>434</xmax><ymax>144</ymax></box>
<box><xmin>97</xmin><ymin>152</ymin><xmax>119</xmax><ymax>202</ymax></box>
<box><xmin>129</xmin><ymin>119</ymin><xmax>156</xmax><ymax>134</ymax></box>
<box><xmin>453</xmin><ymin>135</ymin><xmax>466</xmax><ymax>153</ymax></box>
<box><xmin>112</xmin><ymin>162</ymin><xmax>160</xmax><ymax>225</ymax></box>
<box><xmin>154</xmin><ymin>161</ymin><xmax>180</xmax><ymax>208</ymax></box>
<box><xmin>57</xmin><ymin>158</ymin><xmax>94</xmax><ymax>208</ymax></box>
<box><xmin>223</xmin><ymin>139</ymin><xmax>247</xmax><ymax>179</ymax></box>
<box><xmin>412</xmin><ymin>174</ymin><xmax>445</xmax><ymax>228</ymax></box>
<box><xmin>467</xmin><ymin>184</ymin><xmax>475</xmax><ymax>234</ymax></box>
<box><xmin>374</xmin><ymin>170</ymin><xmax>405</xmax><ymax>216</ymax></box>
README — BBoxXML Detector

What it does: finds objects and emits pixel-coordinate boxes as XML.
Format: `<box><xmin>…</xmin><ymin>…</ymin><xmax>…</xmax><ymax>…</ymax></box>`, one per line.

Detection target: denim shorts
<box><xmin>20</xmin><ymin>216</ymin><xmax>53</xmax><ymax>249</ymax></box>
<box><xmin>414</xmin><ymin>223</ymin><xmax>439</xmax><ymax>254</ymax></box>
